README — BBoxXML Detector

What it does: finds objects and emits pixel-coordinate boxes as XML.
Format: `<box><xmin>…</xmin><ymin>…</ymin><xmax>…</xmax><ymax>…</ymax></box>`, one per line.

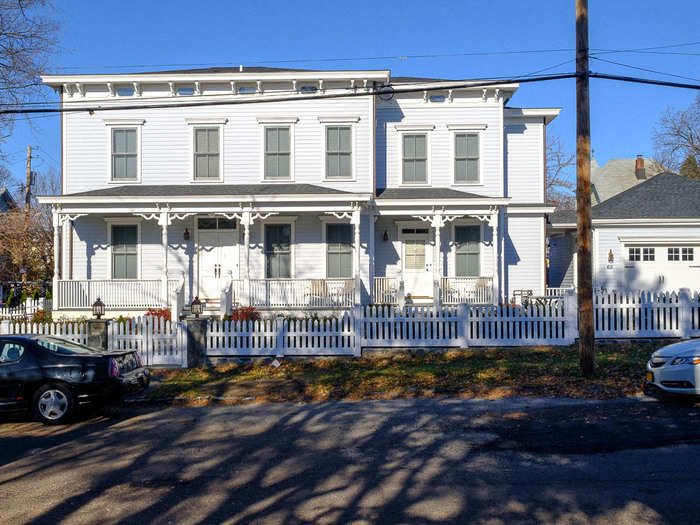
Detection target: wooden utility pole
<box><xmin>576</xmin><ymin>0</ymin><xmax>595</xmax><ymax>376</ymax></box>
<box><xmin>21</xmin><ymin>145</ymin><xmax>32</xmax><ymax>284</ymax></box>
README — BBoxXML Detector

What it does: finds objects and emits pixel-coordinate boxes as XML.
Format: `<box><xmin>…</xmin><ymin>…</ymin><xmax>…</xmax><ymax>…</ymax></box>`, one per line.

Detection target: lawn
<box><xmin>147</xmin><ymin>340</ymin><xmax>666</xmax><ymax>404</ymax></box>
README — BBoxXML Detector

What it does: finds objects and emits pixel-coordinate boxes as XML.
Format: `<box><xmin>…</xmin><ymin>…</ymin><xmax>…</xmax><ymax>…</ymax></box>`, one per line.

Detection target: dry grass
<box><xmin>148</xmin><ymin>340</ymin><xmax>666</xmax><ymax>404</ymax></box>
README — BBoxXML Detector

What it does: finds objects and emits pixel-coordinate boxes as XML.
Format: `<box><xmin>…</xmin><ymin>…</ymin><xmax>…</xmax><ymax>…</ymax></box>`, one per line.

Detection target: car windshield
<box><xmin>35</xmin><ymin>337</ymin><xmax>99</xmax><ymax>355</ymax></box>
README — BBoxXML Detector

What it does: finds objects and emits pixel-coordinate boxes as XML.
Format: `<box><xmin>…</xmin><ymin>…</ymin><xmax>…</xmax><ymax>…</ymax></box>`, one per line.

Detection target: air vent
<box><xmin>238</xmin><ymin>86</ymin><xmax>256</xmax><ymax>94</ymax></box>
<box><xmin>116</xmin><ymin>87</ymin><xmax>134</xmax><ymax>96</ymax></box>
<box><xmin>429</xmin><ymin>94</ymin><xmax>446</xmax><ymax>102</ymax></box>
<box><xmin>300</xmin><ymin>86</ymin><xmax>318</xmax><ymax>94</ymax></box>
<box><xmin>178</xmin><ymin>87</ymin><xmax>195</xmax><ymax>96</ymax></box>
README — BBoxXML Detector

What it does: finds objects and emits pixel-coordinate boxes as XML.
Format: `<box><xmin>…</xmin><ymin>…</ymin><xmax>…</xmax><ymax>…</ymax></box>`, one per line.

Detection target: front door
<box><xmin>401</xmin><ymin>227</ymin><xmax>433</xmax><ymax>302</ymax></box>
<box><xmin>197</xmin><ymin>217</ymin><xmax>238</xmax><ymax>302</ymax></box>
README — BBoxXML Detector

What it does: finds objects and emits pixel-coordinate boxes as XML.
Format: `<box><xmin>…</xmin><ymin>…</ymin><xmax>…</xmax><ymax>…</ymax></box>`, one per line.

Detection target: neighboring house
<box><xmin>591</xmin><ymin>155</ymin><xmax>665</xmax><ymax>205</ymax></box>
<box><xmin>0</xmin><ymin>187</ymin><xmax>17</xmax><ymax>300</ymax></box>
<box><xmin>548</xmin><ymin>172</ymin><xmax>700</xmax><ymax>292</ymax></box>
<box><xmin>37</xmin><ymin>66</ymin><xmax>558</xmax><ymax>316</ymax></box>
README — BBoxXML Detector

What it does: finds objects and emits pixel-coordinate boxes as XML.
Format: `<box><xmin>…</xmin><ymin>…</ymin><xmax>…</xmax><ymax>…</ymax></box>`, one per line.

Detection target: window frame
<box><xmin>668</xmin><ymin>247</ymin><xmax>680</xmax><ymax>261</ymax></box>
<box><xmin>106</xmin><ymin>218</ymin><xmax>141</xmax><ymax>280</ymax></box>
<box><xmin>186</xmin><ymin>118</ymin><xmax>226</xmax><ymax>183</ymax></box>
<box><xmin>319</xmin><ymin>117</ymin><xmax>359</xmax><ymax>181</ymax></box>
<box><xmin>628</xmin><ymin>247</ymin><xmax>641</xmax><ymax>262</ymax></box>
<box><xmin>682</xmin><ymin>247</ymin><xmax>695</xmax><ymax>261</ymax></box>
<box><xmin>642</xmin><ymin>247</ymin><xmax>655</xmax><ymax>262</ymax></box>
<box><xmin>104</xmin><ymin>119</ymin><xmax>144</xmax><ymax>184</ymax></box>
<box><xmin>394</xmin><ymin>125</ymin><xmax>433</xmax><ymax>186</ymax></box>
<box><xmin>447</xmin><ymin>220</ymin><xmax>485</xmax><ymax>278</ymax></box>
<box><xmin>260</xmin><ymin>217</ymin><xmax>296</xmax><ymax>278</ymax></box>
<box><xmin>0</xmin><ymin>340</ymin><xmax>26</xmax><ymax>364</ymax></box>
<box><xmin>321</xmin><ymin>219</ymin><xmax>354</xmax><ymax>278</ymax></box>
<box><xmin>450</xmin><ymin>127</ymin><xmax>484</xmax><ymax>185</ymax></box>
<box><xmin>257</xmin><ymin>118</ymin><xmax>297</xmax><ymax>182</ymax></box>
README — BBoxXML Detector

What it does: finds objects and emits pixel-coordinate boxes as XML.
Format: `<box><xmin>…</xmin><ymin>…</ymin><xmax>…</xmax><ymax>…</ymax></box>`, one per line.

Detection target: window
<box><xmin>668</xmin><ymin>247</ymin><xmax>680</xmax><ymax>261</ymax></box>
<box><xmin>111</xmin><ymin>128</ymin><xmax>138</xmax><ymax>181</ymax></box>
<box><xmin>116</xmin><ymin>87</ymin><xmax>134</xmax><ymax>97</ymax></box>
<box><xmin>455</xmin><ymin>225</ymin><xmax>480</xmax><ymax>276</ymax></box>
<box><xmin>112</xmin><ymin>225</ymin><xmax>138</xmax><ymax>279</ymax></box>
<box><xmin>194</xmin><ymin>128</ymin><xmax>220</xmax><ymax>180</ymax></box>
<box><xmin>326</xmin><ymin>224</ymin><xmax>353</xmax><ymax>278</ymax></box>
<box><xmin>0</xmin><ymin>342</ymin><xmax>24</xmax><ymax>363</ymax></box>
<box><xmin>326</xmin><ymin>126</ymin><xmax>352</xmax><ymax>179</ymax></box>
<box><xmin>197</xmin><ymin>217</ymin><xmax>236</xmax><ymax>230</ymax></box>
<box><xmin>36</xmin><ymin>337</ymin><xmax>97</xmax><ymax>355</ymax></box>
<box><xmin>682</xmin><ymin>247</ymin><xmax>695</xmax><ymax>261</ymax></box>
<box><xmin>643</xmin><ymin>247</ymin><xmax>655</xmax><ymax>261</ymax></box>
<box><xmin>628</xmin><ymin>247</ymin><xmax>640</xmax><ymax>261</ymax></box>
<box><xmin>238</xmin><ymin>86</ymin><xmax>256</xmax><ymax>94</ymax></box>
<box><xmin>264</xmin><ymin>127</ymin><xmax>291</xmax><ymax>179</ymax></box>
<box><xmin>178</xmin><ymin>86</ymin><xmax>195</xmax><ymax>96</ymax></box>
<box><xmin>404</xmin><ymin>240</ymin><xmax>426</xmax><ymax>270</ymax></box>
<box><xmin>402</xmin><ymin>134</ymin><xmax>427</xmax><ymax>184</ymax></box>
<box><xmin>264</xmin><ymin>224</ymin><xmax>291</xmax><ymax>278</ymax></box>
<box><xmin>454</xmin><ymin>133</ymin><xmax>479</xmax><ymax>183</ymax></box>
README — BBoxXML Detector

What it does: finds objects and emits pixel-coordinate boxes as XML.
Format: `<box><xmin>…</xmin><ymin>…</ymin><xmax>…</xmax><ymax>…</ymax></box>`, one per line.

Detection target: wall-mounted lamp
<box><xmin>183</xmin><ymin>228</ymin><xmax>190</xmax><ymax>241</ymax></box>
<box><xmin>382</xmin><ymin>229</ymin><xmax>389</xmax><ymax>242</ymax></box>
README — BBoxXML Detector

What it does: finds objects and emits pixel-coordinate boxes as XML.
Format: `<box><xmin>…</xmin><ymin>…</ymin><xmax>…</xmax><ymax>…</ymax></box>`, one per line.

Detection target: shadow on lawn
<box><xmin>1</xmin><ymin>397</ymin><xmax>695</xmax><ymax>524</ymax></box>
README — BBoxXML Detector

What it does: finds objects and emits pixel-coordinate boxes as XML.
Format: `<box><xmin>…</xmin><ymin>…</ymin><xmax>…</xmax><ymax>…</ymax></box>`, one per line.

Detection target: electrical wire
<box><xmin>590</xmin><ymin>56</ymin><xmax>700</xmax><ymax>82</ymax></box>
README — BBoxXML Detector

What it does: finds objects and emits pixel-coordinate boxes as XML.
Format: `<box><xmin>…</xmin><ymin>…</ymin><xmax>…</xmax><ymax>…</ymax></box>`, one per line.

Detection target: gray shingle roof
<box><xmin>376</xmin><ymin>187</ymin><xmax>487</xmax><ymax>200</ymax></box>
<box><xmin>60</xmin><ymin>183</ymin><xmax>354</xmax><ymax>198</ymax></box>
<box><xmin>591</xmin><ymin>157</ymin><xmax>665</xmax><ymax>204</ymax></box>
<box><xmin>550</xmin><ymin>172</ymin><xmax>700</xmax><ymax>224</ymax></box>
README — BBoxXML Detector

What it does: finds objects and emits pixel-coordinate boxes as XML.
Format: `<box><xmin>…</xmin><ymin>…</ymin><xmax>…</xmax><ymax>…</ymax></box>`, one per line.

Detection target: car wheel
<box><xmin>33</xmin><ymin>383</ymin><xmax>75</xmax><ymax>425</ymax></box>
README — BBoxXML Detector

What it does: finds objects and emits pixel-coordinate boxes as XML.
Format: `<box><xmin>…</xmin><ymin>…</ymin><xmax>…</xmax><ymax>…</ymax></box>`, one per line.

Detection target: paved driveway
<box><xmin>1</xmin><ymin>397</ymin><xmax>700</xmax><ymax>524</ymax></box>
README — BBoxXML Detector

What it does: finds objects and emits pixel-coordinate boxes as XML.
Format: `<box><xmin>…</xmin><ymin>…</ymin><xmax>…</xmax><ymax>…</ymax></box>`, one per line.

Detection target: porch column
<box><xmin>369</xmin><ymin>215</ymin><xmax>376</xmax><ymax>302</ymax></box>
<box><xmin>240</xmin><ymin>210</ymin><xmax>252</xmax><ymax>306</ymax></box>
<box><xmin>51</xmin><ymin>208</ymin><xmax>60</xmax><ymax>311</ymax></box>
<box><xmin>352</xmin><ymin>209</ymin><xmax>362</xmax><ymax>306</ymax></box>
<box><xmin>491</xmin><ymin>207</ymin><xmax>500</xmax><ymax>304</ymax></box>
<box><xmin>158</xmin><ymin>210</ymin><xmax>170</xmax><ymax>308</ymax></box>
<box><xmin>432</xmin><ymin>212</ymin><xmax>443</xmax><ymax>306</ymax></box>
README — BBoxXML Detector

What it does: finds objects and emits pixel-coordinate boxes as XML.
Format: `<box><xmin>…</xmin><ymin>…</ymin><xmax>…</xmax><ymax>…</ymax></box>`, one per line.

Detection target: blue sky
<box><xmin>4</xmin><ymin>0</ymin><xmax>699</xmax><ymax>192</ymax></box>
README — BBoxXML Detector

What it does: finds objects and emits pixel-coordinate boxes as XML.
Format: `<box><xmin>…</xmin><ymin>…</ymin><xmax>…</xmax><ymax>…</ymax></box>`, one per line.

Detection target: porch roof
<box><xmin>375</xmin><ymin>187</ymin><xmax>510</xmax><ymax>207</ymax></box>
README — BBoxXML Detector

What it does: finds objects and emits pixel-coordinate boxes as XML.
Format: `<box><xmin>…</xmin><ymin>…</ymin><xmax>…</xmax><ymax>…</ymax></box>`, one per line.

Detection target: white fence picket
<box><xmin>206</xmin><ymin>318</ymin><xmax>278</xmax><ymax>356</ymax></box>
<box><xmin>1</xmin><ymin>320</ymin><xmax>88</xmax><ymax>345</ymax></box>
<box><xmin>360</xmin><ymin>305</ymin><xmax>462</xmax><ymax>348</ymax></box>
<box><xmin>108</xmin><ymin>316</ymin><xmax>186</xmax><ymax>367</ymax></box>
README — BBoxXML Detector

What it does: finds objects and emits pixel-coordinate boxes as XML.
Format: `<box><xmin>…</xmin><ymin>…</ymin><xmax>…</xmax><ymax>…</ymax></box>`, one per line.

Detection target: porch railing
<box><xmin>56</xmin><ymin>279</ymin><xmax>179</xmax><ymax>310</ymax></box>
<box><xmin>248</xmin><ymin>278</ymin><xmax>355</xmax><ymax>309</ymax></box>
<box><xmin>545</xmin><ymin>286</ymin><xmax>576</xmax><ymax>297</ymax></box>
<box><xmin>439</xmin><ymin>277</ymin><xmax>493</xmax><ymax>305</ymax></box>
<box><xmin>373</xmin><ymin>277</ymin><xmax>402</xmax><ymax>305</ymax></box>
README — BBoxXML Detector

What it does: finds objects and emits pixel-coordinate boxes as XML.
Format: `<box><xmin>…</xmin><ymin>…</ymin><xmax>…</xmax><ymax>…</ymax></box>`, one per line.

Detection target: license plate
<box><xmin>646</xmin><ymin>371</ymin><xmax>654</xmax><ymax>382</ymax></box>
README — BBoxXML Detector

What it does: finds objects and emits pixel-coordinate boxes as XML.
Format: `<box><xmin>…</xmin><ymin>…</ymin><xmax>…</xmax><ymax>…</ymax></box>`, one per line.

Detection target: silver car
<box><xmin>645</xmin><ymin>340</ymin><xmax>700</xmax><ymax>396</ymax></box>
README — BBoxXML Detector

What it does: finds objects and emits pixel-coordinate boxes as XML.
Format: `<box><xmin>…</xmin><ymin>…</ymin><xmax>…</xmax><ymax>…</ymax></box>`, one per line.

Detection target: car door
<box><xmin>0</xmin><ymin>340</ymin><xmax>30</xmax><ymax>409</ymax></box>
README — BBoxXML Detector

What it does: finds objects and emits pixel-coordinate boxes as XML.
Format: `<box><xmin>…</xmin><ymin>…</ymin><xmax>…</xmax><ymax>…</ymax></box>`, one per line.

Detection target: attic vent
<box><xmin>429</xmin><ymin>94</ymin><xmax>446</xmax><ymax>102</ymax></box>
<box><xmin>116</xmin><ymin>87</ymin><xmax>134</xmax><ymax>96</ymax></box>
<box><xmin>300</xmin><ymin>85</ymin><xmax>318</xmax><ymax>94</ymax></box>
<box><xmin>177</xmin><ymin>86</ymin><xmax>195</xmax><ymax>96</ymax></box>
<box><xmin>238</xmin><ymin>86</ymin><xmax>256</xmax><ymax>94</ymax></box>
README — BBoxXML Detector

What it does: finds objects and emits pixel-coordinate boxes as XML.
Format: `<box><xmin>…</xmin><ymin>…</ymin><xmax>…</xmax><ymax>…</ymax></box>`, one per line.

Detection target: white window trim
<box><xmin>188</xmin><ymin>123</ymin><xmax>225</xmax><ymax>183</ymax></box>
<box><xmin>449</xmin><ymin>219</ymin><xmax>485</xmax><ymax>278</ymax></box>
<box><xmin>104</xmin><ymin>120</ymin><xmax>144</xmax><ymax>184</ymax></box>
<box><xmin>398</xmin><ymin>130</ymin><xmax>432</xmax><ymax>187</ymax></box>
<box><xmin>450</xmin><ymin>128</ymin><xmax>485</xmax><ymax>186</ymax></box>
<box><xmin>260</xmin><ymin>217</ymin><xmax>297</xmax><ymax>279</ymax></box>
<box><xmin>105</xmin><ymin>218</ymin><xmax>142</xmax><ymax>280</ymax></box>
<box><xmin>321</xmin><ymin>122</ymin><xmax>357</xmax><ymax>182</ymax></box>
<box><xmin>259</xmin><ymin>121</ymin><xmax>296</xmax><ymax>182</ymax></box>
<box><xmin>627</xmin><ymin>246</ymin><xmax>641</xmax><ymax>264</ymax></box>
<box><xmin>320</xmin><ymin>218</ymin><xmax>355</xmax><ymax>278</ymax></box>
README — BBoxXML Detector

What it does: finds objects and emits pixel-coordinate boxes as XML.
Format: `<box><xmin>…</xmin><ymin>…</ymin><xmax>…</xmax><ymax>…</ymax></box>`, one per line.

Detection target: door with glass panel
<box><xmin>401</xmin><ymin>227</ymin><xmax>432</xmax><ymax>302</ymax></box>
<box><xmin>197</xmin><ymin>217</ymin><xmax>238</xmax><ymax>302</ymax></box>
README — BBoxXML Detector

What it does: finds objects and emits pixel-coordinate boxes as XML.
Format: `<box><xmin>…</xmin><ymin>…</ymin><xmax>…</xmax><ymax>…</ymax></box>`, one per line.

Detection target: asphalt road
<box><xmin>1</xmin><ymin>397</ymin><xmax>700</xmax><ymax>525</ymax></box>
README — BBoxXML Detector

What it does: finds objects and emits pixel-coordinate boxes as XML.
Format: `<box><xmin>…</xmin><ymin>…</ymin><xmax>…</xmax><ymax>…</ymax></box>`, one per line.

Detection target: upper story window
<box><xmin>402</xmin><ymin>134</ymin><xmax>427</xmax><ymax>184</ymax></box>
<box><xmin>454</xmin><ymin>133</ymin><xmax>479</xmax><ymax>183</ymax></box>
<box><xmin>194</xmin><ymin>128</ymin><xmax>220</xmax><ymax>180</ymax></box>
<box><xmin>265</xmin><ymin>127</ymin><xmax>291</xmax><ymax>180</ymax></box>
<box><xmin>111</xmin><ymin>128</ymin><xmax>138</xmax><ymax>181</ymax></box>
<box><xmin>326</xmin><ymin>126</ymin><xmax>352</xmax><ymax>179</ymax></box>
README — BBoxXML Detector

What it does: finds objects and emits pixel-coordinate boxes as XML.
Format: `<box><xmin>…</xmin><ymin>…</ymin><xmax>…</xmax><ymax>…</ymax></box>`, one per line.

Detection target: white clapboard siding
<box><xmin>108</xmin><ymin>316</ymin><xmax>186</xmax><ymax>367</ymax></box>
<box><xmin>465</xmin><ymin>302</ymin><xmax>570</xmax><ymax>346</ymax></box>
<box><xmin>594</xmin><ymin>291</ymin><xmax>683</xmax><ymax>338</ymax></box>
<box><xmin>361</xmin><ymin>305</ymin><xmax>463</xmax><ymax>347</ymax></box>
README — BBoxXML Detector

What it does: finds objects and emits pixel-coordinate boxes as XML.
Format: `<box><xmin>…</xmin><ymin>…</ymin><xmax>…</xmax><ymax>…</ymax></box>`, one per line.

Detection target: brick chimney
<box><xmin>635</xmin><ymin>155</ymin><xmax>646</xmax><ymax>180</ymax></box>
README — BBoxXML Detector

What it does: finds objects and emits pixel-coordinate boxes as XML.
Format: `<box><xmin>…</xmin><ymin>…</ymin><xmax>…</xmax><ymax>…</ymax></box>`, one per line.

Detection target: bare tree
<box><xmin>545</xmin><ymin>134</ymin><xmax>576</xmax><ymax>209</ymax></box>
<box><xmin>653</xmin><ymin>94</ymin><xmax>700</xmax><ymax>173</ymax></box>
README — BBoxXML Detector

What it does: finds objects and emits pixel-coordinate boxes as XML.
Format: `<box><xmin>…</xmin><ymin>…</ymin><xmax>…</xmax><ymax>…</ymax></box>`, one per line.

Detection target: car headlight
<box><xmin>670</xmin><ymin>357</ymin><xmax>700</xmax><ymax>365</ymax></box>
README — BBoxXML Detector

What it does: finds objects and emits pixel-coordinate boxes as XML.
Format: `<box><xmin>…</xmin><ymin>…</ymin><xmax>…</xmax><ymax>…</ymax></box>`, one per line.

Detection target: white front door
<box><xmin>197</xmin><ymin>217</ymin><xmax>238</xmax><ymax>302</ymax></box>
<box><xmin>401</xmin><ymin>227</ymin><xmax>433</xmax><ymax>302</ymax></box>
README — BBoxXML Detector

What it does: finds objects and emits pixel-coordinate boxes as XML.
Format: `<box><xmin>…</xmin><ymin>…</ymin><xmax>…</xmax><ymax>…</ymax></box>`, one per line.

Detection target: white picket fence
<box><xmin>108</xmin><ymin>316</ymin><xmax>187</xmax><ymax>367</ymax></box>
<box><xmin>0</xmin><ymin>320</ymin><xmax>88</xmax><ymax>345</ymax></box>
<box><xmin>0</xmin><ymin>298</ymin><xmax>50</xmax><ymax>319</ymax></box>
<box><xmin>361</xmin><ymin>305</ymin><xmax>463</xmax><ymax>348</ymax></box>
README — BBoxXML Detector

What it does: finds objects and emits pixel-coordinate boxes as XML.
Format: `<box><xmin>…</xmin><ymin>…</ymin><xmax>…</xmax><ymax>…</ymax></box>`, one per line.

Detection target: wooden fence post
<box><xmin>564</xmin><ymin>290</ymin><xmax>579</xmax><ymax>344</ymax></box>
<box><xmin>457</xmin><ymin>303</ymin><xmax>469</xmax><ymax>349</ymax></box>
<box><xmin>353</xmin><ymin>305</ymin><xmax>363</xmax><ymax>357</ymax></box>
<box><xmin>274</xmin><ymin>315</ymin><xmax>286</xmax><ymax>358</ymax></box>
<box><xmin>679</xmin><ymin>288</ymin><xmax>692</xmax><ymax>340</ymax></box>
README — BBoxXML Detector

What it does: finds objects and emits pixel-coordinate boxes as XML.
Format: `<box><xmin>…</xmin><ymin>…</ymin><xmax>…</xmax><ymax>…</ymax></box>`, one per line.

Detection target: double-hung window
<box><xmin>264</xmin><ymin>224</ymin><xmax>291</xmax><ymax>278</ymax></box>
<box><xmin>111</xmin><ymin>128</ymin><xmax>138</xmax><ymax>181</ymax></box>
<box><xmin>326</xmin><ymin>224</ymin><xmax>353</xmax><ymax>278</ymax></box>
<box><xmin>455</xmin><ymin>225</ymin><xmax>480</xmax><ymax>277</ymax></box>
<box><xmin>194</xmin><ymin>128</ymin><xmax>220</xmax><ymax>180</ymax></box>
<box><xmin>265</xmin><ymin>127</ymin><xmax>291</xmax><ymax>179</ymax></box>
<box><xmin>454</xmin><ymin>133</ymin><xmax>479</xmax><ymax>183</ymax></box>
<box><xmin>402</xmin><ymin>134</ymin><xmax>427</xmax><ymax>184</ymax></box>
<box><xmin>112</xmin><ymin>225</ymin><xmax>138</xmax><ymax>279</ymax></box>
<box><xmin>326</xmin><ymin>126</ymin><xmax>352</xmax><ymax>179</ymax></box>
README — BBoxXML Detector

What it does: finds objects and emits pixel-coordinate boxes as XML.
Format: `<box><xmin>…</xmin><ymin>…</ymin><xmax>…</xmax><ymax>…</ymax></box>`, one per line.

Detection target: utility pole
<box><xmin>21</xmin><ymin>145</ymin><xmax>32</xmax><ymax>284</ymax></box>
<box><xmin>576</xmin><ymin>0</ymin><xmax>595</xmax><ymax>377</ymax></box>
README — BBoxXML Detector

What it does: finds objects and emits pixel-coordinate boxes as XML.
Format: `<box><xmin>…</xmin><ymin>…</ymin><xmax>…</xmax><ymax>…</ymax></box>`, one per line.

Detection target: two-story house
<box><xmin>37</xmin><ymin>66</ymin><xmax>558</xmax><ymax>317</ymax></box>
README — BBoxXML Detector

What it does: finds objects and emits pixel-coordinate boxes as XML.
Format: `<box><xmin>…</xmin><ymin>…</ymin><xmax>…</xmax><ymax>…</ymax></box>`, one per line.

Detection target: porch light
<box><xmin>92</xmin><ymin>298</ymin><xmax>105</xmax><ymax>320</ymax></box>
<box><xmin>383</xmin><ymin>229</ymin><xmax>389</xmax><ymax>242</ymax></box>
<box><xmin>191</xmin><ymin>296</ymin><xmax>203</xmax><ymax>318</ymax></box>
<box><xmin>183</xmin><ymin>228</ymin><xmax>190</xmax><ymax>241</ymax></box>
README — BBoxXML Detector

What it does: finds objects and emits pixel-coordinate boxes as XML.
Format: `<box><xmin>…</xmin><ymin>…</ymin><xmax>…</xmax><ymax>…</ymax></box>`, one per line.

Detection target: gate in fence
<box><xmin>109</xmin><ymin>316</ymin><xmax>187</xmax><ymax>367</ymax></box>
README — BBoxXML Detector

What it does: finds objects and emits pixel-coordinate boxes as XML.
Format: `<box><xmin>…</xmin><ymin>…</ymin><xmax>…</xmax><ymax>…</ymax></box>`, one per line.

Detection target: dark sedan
<box><xmin>0</xmin><ymin>335</ymin><xmax>150</xmax><ymax>424</ymax></box>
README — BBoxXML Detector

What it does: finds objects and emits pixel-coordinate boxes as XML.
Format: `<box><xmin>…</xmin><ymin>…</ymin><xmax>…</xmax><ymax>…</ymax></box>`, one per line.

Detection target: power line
<box><xmin>589</xmin><ymin>72</ymin><xmax>700</xmax><ymax>90</ymax></box>
<box><xmin>590</xmin><ymin>56</ymin><xmax>700</xmax><ymax>82</ymax></box>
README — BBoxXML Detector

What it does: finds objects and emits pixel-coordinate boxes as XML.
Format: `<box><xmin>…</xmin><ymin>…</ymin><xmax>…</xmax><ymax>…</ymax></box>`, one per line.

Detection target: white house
<box><xmin>548</xmin><ymin>172</ymin><xmax>700</xmax><ymax>293</ymax></box>
<box><xmin>37</xmin><ymin>66</ymin><xmax>558</xmax><ymax>317</ymax></box>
